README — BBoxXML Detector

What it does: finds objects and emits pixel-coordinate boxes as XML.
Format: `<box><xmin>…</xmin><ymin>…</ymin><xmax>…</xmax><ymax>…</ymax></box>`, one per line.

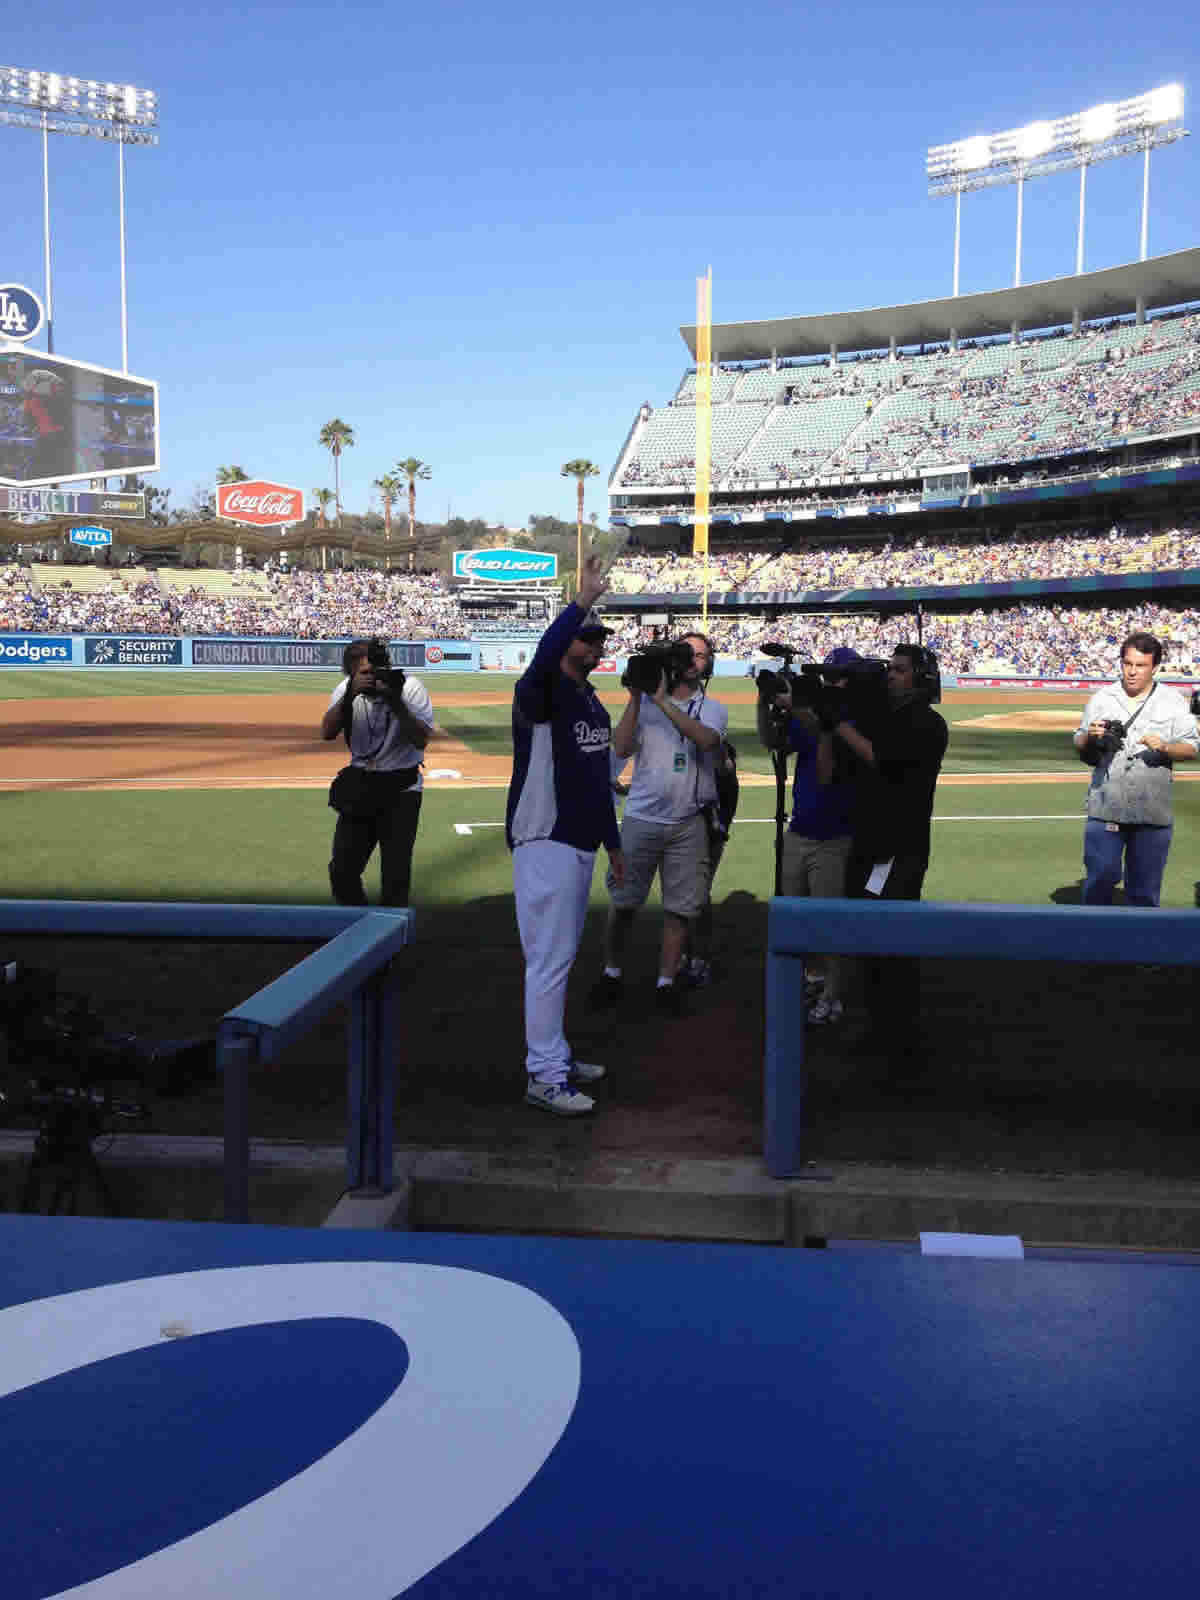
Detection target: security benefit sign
<box><xmin>85</xmin><ymin>637</ymin><xmax>183</xmax><ymax>666</ymax></box>
<box><xmin>453</xmin><ymin>549</ymin><xmax>558</xmax><ymax>583</ymax></box>
<box><xmin>0</xmin><ymin>349</ymin><xmax>158</xmax><ymax>489</ymax></box>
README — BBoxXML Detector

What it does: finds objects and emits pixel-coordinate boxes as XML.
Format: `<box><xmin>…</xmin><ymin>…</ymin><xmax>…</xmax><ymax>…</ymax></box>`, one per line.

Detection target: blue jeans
<box><xmin>1082</xmin><ymin>819</ymin><xmax>1173</xmax><ymax>907</ymax></box>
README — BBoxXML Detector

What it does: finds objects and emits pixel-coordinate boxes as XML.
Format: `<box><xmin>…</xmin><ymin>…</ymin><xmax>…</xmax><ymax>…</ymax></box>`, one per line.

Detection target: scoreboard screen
<box><xmin>0</xmin><ymin>349</ymin><xmax>158</xmax><ymax>488</ymax></box>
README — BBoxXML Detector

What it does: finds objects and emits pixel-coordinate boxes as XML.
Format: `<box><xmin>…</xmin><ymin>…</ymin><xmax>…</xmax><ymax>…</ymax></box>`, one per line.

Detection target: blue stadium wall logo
<box><xmin>0</xmin><ymin>283</ymin><xmax>44</xmax><ymax>342</ymax></box>
<box><xmin>70</xmin><ymin>525</ymin><xmax>113</xmax><ymax>548</ymax></box>
<box><xmin>453</xmin><ymin>548</ymin><xmax>558</xmax><ymax>582</ymax></box>
<box><xmin>0</xmin><ymin>635</ymin><xmax>71</xmax><ymax>665</ymax></box>
<box><xmin>85</xmin><ymin>637</ymin><xmax>183</xmax><ymax>666</ymax></box>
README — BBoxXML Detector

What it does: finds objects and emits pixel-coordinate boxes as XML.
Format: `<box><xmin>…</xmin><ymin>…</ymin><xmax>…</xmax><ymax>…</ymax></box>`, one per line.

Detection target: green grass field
<box><xmin>1</xmin><ymin>668</ymin><xmax>1196</xmax><ymax>908</ymax></box>
<box><xmin>4</xmin><ymin>667</ymin><xmax>1199</xmax><ymax>1188</ymax></box>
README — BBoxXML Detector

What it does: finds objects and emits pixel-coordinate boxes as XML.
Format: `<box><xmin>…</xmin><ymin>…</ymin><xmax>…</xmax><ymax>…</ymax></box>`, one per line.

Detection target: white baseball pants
<box><xmin>513</xmin><ymin>839</ymin><xmax>596</xmax><ymax>1084</ymax></box>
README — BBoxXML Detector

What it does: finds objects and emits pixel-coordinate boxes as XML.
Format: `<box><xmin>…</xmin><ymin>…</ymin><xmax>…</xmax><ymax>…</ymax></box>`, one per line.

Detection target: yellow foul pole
<box><xmin>693</xmin><ymin>268</ymin><xmax>712</xmax><ymax>625</ymax></box>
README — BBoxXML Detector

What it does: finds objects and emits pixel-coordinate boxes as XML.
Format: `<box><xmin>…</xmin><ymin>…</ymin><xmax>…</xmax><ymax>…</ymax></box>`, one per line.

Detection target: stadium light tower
<box><xmin>0</xmin><ymin>65</ymin><xmax>159</xmax><ymax>369</ymax></box>
<box><xmin>927</xmin><ymin>85</ymin><xmax>1187</xmax><ymax>293</ymax></box>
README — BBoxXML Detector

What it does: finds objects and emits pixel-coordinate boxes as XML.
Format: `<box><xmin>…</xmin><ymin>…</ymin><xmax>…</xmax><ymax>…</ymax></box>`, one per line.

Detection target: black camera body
<box><xmin>1094</xmin><ymin>718</ymin><xmax>1127</xmax><ymax>755</ymax></box>
<box><xmin>622</xmin><ymin>639</ymin><xmax>695</xmax><ymax>696</ymax></box>
<box><xmin>758</xmin><ymin>655</ymin><xmax>888</xmax><ymax>731</ymax></box>
<box><xmin>363</xmin><ymin>640</ymin><xmax>406</xmax><ymax>700</ymax></box>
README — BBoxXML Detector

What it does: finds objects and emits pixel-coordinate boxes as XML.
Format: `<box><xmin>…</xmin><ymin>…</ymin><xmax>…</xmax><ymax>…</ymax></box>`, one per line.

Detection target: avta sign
<box><xmin>216</xmin><ymin>481</ymin><xmax>304</xmax><ymax>527</ymax></box>
<box><xmin>453</xmin><ymin>548</ymin><xmax>558</xmax><ymax>582</ymax></box>
<box><xmin>69</xmin><ymin>525</ymin><xmax>113</xmax><ymax>547</ymax></box>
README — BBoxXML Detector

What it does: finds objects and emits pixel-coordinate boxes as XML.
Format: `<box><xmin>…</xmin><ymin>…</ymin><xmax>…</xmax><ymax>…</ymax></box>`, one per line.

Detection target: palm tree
<box><xmin>373</xmin><ymin>473</ymin><xmax>402</xmax><ymax>540</ymax></box>
<box><xmin>560</xmin><ymin>459</ymin><xmax>600</xmax><ymax>587</ymax></box>
<box><xmin>312</xmin><ymin>488</ymin><xmax>335</xmax><ymax>529</ymax></box>
<box><xmin>216</xmin><ymin>465</ymin><xmax>249</xmax><ymax>484</ymax></box>
<box><xmin>319</xmin><ymin>419</ymin><xmax>355</xmax><ymax>525</ymax></box>
<box><xmin>393</xmin><ymin>458</ymin><xmax>432</xmax><ymax>568</ymax></box>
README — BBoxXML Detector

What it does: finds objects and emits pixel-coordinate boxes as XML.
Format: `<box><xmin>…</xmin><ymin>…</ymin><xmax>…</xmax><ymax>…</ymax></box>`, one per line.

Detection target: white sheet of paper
<box><xmin>920</xmin><ymin>1232</ymin><xmax>1025</xmax><ymax>1260</ymax></box>
<box><xmin>864</xmin><ymin>858</ymin><xmax>894</xmax><ymax>896</ymax></box>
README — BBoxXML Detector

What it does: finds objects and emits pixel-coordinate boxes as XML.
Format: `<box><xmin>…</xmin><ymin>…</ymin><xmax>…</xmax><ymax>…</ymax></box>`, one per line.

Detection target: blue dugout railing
<box><xmin>0</xmin><ymin>900</ymin><xmax>414</xmax><ymax>1222</ymax></box>
<box><xmin>766</xmin><ymin>897</ymin><xmax>1200</xmax><ymax>1179</ymax></box>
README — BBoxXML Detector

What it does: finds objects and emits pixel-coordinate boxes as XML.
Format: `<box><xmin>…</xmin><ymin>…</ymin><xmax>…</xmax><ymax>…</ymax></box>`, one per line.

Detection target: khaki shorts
<box><xmin>781</xmin><ymin>832</ymin><xmax>851</xmax><ymax>898</ymax></box>
<box><xmin>607</xmin><ymin>811</ymin><xmax>710</xmax><ymax>918</ymax></box>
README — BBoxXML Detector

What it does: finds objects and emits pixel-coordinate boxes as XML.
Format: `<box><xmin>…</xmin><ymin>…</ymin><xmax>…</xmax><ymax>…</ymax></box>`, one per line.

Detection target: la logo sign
<box><xmin>0</xmin><ymin>284</ymin><xmax>44</xmax><ymax>342</ymax></box>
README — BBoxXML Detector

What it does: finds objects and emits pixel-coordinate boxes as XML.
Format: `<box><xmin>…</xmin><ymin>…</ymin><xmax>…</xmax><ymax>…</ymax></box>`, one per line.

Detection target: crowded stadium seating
<box><xmin>618</xmin><ymin>310</ymin><xmax>1200</xmax><ymax>489</ymax></box>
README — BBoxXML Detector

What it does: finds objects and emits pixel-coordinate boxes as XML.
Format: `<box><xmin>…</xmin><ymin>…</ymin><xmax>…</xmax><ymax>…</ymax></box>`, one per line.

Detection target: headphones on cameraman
<box><xmin>676</xmin><ymin>631</ymin><xmax>716</xmax><ymax>682</ymax></box>
<box><xmin>898</xmin><ymin>643</ymin><xmax>941</xmax><ymax>701</ymax></box>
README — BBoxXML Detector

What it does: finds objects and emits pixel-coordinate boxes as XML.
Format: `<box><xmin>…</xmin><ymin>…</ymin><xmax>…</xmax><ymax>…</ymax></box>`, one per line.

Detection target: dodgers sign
<box><xmin>453</xmin><ymin>548</ymin><xmax>558</xmax><ymax>583</ymax></box>
<box><xmin>70</xmin><ymin>525</ymin><xmax>113</xmax><ymax>547</ymax></box>
<box><xmin>0</xmin><ymin>284</ymin><xmax>44</xmax><ymax>343</ymax></box>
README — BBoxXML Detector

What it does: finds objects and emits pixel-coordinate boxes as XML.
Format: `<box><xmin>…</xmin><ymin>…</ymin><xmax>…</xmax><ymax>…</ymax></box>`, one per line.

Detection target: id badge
<box><xmin>673</xmin><ymin>751</ymin><xmax>687</xmax><ymax>773</ymax></box>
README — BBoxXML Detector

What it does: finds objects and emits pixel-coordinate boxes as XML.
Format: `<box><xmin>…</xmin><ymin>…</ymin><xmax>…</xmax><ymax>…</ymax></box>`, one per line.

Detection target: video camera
<box><xmin>756</xmin><ymin>644</ymin><xmax>889</xmax><ymax>730</ymax></box>
<box><xmin>621</xmin><ymin>639</ymin><xmax>696</xmax><ymax>696</ymax></box>
<box><xmin>363</xmin><ymin>639</ymin><xmax>406</xmax><ymax>700</ymax></box>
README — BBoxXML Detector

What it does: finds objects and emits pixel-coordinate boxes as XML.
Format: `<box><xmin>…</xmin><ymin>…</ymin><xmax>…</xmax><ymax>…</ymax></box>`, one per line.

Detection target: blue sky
<box><xmin>8</xmin><ymin>2</ymin><xmax>1198</xmax><ymax>526</ymax></box>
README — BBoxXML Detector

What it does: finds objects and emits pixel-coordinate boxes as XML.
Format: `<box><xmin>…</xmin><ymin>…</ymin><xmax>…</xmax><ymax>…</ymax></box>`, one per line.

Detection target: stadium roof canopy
<box><xmin>680</xmin><ymin>247</ymin><xmax>1200</xmax><ymax>362</ymax></box>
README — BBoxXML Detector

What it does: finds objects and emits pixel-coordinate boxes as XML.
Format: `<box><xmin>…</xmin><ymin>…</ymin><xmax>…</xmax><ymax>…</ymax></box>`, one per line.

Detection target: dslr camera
<box><xmin>1093</xmin><ymin>718</ymin><xmax>1127</xmax><ymax>755</ymax></box>
<box><xmin>362</xmin><ymin>638</ymin><xmax>406</xmax><ymax>700</ymax></box>
<box><xmin>622</xmin><ymin>638</ymin><xmax>696</xmax><ymax>696</ymax></box>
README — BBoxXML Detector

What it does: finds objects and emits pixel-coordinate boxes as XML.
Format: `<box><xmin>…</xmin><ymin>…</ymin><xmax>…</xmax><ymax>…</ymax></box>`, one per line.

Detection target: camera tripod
<box><xmin>19</xmin><ymin>1089</ymin><xmax>120</xmax><ymax>1217</ymax></box>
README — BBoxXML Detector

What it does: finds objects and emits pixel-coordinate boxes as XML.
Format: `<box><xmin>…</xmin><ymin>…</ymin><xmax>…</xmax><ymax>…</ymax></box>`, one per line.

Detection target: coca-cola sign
<box><xmin>215</xmin><ymin>480</ymin><xmax>304</xmax><ymax>527</ymax></box>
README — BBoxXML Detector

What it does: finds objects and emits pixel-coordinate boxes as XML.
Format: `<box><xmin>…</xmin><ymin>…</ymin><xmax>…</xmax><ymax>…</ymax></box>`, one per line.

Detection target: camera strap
<box><xmin>1119</xmin><ymin>683</ymin><xmax>1157</xmax><ymax>741</ymax></box>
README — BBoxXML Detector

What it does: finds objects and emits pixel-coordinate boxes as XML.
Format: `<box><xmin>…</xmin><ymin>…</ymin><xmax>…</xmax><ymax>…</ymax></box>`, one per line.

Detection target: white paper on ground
<box><xmin>920</xmin><ymin>1232</ymin><xmax>1025</xmax><ymax>1260</ymax></box>
<box><xmin>864</xmin><ymin>858</ymin><xmax>894</xmax><ymax>896</ymax></box>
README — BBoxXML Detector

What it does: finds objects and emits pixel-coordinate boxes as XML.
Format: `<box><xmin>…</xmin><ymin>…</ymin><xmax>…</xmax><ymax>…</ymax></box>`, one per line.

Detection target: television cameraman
<box><xmin>757</xmin><ymin>646</ymin><xmax>864</xmax><ymax>1025</ymax></box>
<box><xmin>592</xmin><ymin>631</ymin><xmax>728</xmax><ymax>1012</ymax></box>
<box><xmin>1073</xmin><ymin>631</ymin><xmax>1197</xmax><ymax>906</ymax></box>
<box><xmin>321</xmin><ymin>638</ymin><xmax>435</xmax><ymax>907</ymax></box>
<box><xmin>832</xmin><ymin>644</ymin><xmax>948</xmax><ymax>1065</ymax></box>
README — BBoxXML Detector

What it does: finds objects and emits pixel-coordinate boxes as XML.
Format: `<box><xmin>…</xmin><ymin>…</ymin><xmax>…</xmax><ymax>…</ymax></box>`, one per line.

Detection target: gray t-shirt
<box><xmin>329</xmin><ymin>674</ymin><xmax>434</xmax><ymax>787</ymax></box>
<box><xmin>1076</xmin><ymin>680</ymin><xmax>1198</xmax><ymax>825</ymax></box>
<box><xmin>623</xmin><ymin>690</ymin><xmax>729</xmax><ymax>824</ymax></box>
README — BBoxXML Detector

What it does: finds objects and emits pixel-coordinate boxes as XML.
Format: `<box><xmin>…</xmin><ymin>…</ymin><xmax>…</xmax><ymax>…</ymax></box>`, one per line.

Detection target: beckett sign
<box><xmin>453</xmin><ymin>548</ymin><xmax>558</xmax><ymax>582</ymax></box>
<box><xmin>216</xmin><ymin>481</ymin><xmax>304</xmax><ymax>527</ymax></box>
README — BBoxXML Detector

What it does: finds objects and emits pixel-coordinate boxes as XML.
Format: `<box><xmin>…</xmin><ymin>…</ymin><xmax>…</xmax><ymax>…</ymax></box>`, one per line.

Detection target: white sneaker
<box><xmin>569</xmin><ymin>1060</ymin><xmax>606</xmax><ymax>1082</ymax></box>
<box><xmin>525</xmin><ymin>1080</ymin><xmax>595</xmax><ymax>1116</ymax></box>
<box><xmin>808</xmin><ymin>997</ymin><xmax>843</xmax><ymax>1026</ymax></box>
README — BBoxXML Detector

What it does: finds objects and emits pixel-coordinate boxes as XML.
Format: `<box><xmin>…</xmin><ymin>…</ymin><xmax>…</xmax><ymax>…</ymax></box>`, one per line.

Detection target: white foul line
<box><xmin>453</xmin><ymin>816</ymin><xmax>1081</xmax><ymax>834</ymax></box>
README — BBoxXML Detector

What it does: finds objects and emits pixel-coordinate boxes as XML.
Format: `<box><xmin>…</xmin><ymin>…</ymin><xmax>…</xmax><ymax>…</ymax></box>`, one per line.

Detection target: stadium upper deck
<box><xmin>611</xmin><ymin>249</ymin><xmax>1200</xmax><ymax>529</ymax></box>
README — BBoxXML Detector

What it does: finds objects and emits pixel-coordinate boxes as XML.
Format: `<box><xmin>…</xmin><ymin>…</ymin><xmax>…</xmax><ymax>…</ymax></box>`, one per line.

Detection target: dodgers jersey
<box><xmin>506</xmin><ymin>603</ymin><xmax>621</xmax><ymax>854</ymax></box>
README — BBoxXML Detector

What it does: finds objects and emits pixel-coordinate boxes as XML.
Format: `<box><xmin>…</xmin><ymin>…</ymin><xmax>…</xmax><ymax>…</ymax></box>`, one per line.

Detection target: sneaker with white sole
<box><xmin>525</xmin><ymin>1080</ymin><xmax>595</xmax><ymax>1116</ymax></box>
<box><xmin>808</xmin><ymin>997</ymin><xmax>843</xmax><ymax>1026</ymax></box>
<box><xmin>569</xmin><ymin>1060</ymin><xmax>606</xmax><ymax>1082</ymax></box>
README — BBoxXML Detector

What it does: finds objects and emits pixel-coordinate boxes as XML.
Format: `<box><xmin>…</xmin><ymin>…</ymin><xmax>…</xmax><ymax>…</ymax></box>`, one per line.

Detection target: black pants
<box><xmin>329</xmin><ymin>787</ymin><xmax>422</xmax><ymax>907</ymax></box>
<box><xmin>846</xmin><ymin>846</ymin><xmax>929</xmax><ymax>1052</ymax></box>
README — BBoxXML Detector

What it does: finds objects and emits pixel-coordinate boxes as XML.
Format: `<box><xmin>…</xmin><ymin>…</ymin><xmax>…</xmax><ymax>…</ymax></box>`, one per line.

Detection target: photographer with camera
<box><xmin>321</xmin><ymin>637</ymin><xmax>435</xmax><ymax>907</ymax></box>
<box><xmin>1073</xmin><ymin>632</ymin><xmax>1197</xmax><ymax>906</ymax></box>
<box><xmin>591</xmin><ymin>631</ymin><xmax>728</xmax><ymax>1013</ymax></box>
<box><xmin>757</xmin><ymin>646</ymin><xmax>864</xmax><ymax>1026</ymax></box>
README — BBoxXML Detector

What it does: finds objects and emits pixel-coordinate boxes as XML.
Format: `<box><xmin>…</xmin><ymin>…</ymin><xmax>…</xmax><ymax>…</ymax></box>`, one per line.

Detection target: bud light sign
<box><xmin>69</xmin><ymin>525</ymin><xmax>113</xmax><ymax>547</ymax></box>
<box><xmin>453</xmin><ymin>548</ymin><xmax>558</xmax><ymax>582</ymax></box>
<box><xmin>0</xmin><ymin>284</ymin><xmax>44</xmax><ymax>343</ymax></box>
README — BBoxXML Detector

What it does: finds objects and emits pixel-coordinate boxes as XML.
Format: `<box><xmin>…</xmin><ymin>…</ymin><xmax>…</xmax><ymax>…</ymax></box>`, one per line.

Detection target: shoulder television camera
<box><xmin>756</xmin><ymin>644</ymin><xmax>889</xmax><ymax>730</ymax></box>
<box><xmin>621</xmin><ymin>639</ymin><xmax>696</xmax><ymax>696</ymax></box>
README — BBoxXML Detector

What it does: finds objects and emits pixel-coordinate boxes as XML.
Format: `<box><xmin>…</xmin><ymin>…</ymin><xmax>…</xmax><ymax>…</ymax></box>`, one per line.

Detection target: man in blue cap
<box><xmin>757</xmin><ymin>645</ymin><xmax>862</xmax><ymax>1025</ymax></box>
